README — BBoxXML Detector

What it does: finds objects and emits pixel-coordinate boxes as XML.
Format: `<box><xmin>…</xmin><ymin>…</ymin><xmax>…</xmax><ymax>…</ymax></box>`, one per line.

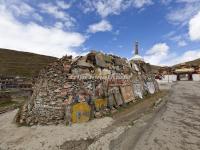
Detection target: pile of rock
<box><xmin>16</xmin><ymin>51</ymin><xmax>159</xmax><ymax>125</ymax></box>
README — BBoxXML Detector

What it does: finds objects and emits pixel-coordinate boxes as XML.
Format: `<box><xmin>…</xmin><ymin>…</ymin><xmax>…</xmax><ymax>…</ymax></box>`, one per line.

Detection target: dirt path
<box><xmin>113</xmin><ymin>81</ymin><xmax>200</xmax><ymax>150</ymax></box>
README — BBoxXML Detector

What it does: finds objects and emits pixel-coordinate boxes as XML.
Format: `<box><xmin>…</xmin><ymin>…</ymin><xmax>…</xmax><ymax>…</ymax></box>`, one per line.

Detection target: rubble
<box><xmin>16</xmin><ymin>51</ymin><xmax>159</xmax><ymax>126</ymax></box>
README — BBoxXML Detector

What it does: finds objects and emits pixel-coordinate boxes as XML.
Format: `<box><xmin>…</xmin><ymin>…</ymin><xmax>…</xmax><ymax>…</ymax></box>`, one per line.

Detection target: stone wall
<box><xmin>16</xmin><ymin>52</ymin><xmax>159</xmax><ymax>125</ymax></box>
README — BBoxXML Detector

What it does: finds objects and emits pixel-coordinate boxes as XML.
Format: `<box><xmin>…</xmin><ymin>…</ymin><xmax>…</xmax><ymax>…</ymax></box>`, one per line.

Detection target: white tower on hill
<box><xmin>131</xmin><ymin>41</ymin><xmax>144</xmax><ymax>62</ymax></box>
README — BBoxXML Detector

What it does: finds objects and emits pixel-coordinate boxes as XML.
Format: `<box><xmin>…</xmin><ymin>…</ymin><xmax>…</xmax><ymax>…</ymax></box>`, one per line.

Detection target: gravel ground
<box><xmin>157</xmin><ymin>81</ymin><xmax>174</xmax><ymax>90</ymax></box>
<box><xmin>0</xmin><ymin>110</ymin><xmax>113</xmax><ymax>150</ymax></box>
<box><xmin>133</xmin><ymin>81</ymin><xmax>200</xmax><ymax>150</ymax></box>
<box><xmin>88</xmin><ymin>126</ymin><xmax>127</xmax><ymax>150</ymax></box>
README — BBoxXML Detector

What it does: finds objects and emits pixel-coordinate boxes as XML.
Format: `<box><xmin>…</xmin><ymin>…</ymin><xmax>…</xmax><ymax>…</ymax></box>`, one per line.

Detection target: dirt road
<box><xmin>113</xmin><ymin>81</ymin><xmax>200</xmax><ymax>150</ymax></box>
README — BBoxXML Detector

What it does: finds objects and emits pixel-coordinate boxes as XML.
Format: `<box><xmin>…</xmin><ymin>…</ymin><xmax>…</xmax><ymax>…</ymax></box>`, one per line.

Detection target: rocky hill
<box><xmin>0</xmin><ymin>48</ymin><xmax>57</xmax><ymax>77</ymax></box>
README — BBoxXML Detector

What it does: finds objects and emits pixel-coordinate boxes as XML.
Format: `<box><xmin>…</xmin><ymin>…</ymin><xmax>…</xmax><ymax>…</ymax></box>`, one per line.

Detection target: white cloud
<box><xmin>2</xmin><ymin>0</ymin><xmax>43</xmax><ymax>22</ymax></box>
<box><xmin>32</xmin><ymin>13</ymin><xmax>43</xmax><ymax>22</ymax></box>
<box><xmin>178</xmin><ymin>40</ymin><xmax>187</xmax><ymax>47</ymax></box>
<box><xmin>144</xmin><ymin>43</ymin><xmax>170</xmax><ymax>65</ymax></box>
<box><xmin>189</xmin><ymin>11</ymin><xmax>200</xmax><ymax>41</ymax></box>
<box><xmin>95</xmin><ymin>0</ymin><xmax>123</xmax><ymax>18</ymax></box>
<box><xmin>146</xmin><ymin>43</ymin><xmax>169</xmax><ymax>55</ymax></box>
<box><xmin>82</xmin><ymin>0</ymin><xmax>153</xmax><ymax>18</ymax></box>
<box><xmin>165</xmin><ymin>33</ymin><xmax>188</xmax><ymax>47</ymax></box>
<box><xmin>39</xmin><ymin>3</ymin><xmax>69</xmax><ymax>20</ymax></box>
<box><xmin>56</xmin><ymin>1</ymin><xmax>71</xmax><ymax>9</ymax></box>
<box><xmin>144</xmin><ymin>43</ymin><xmax>200</xmax><ymax>66</ymax></box>
<box><xmin>87</xmin><ymin>20</ymin><xmax>112</xmax><ymax>33</ymax></box>
<box><xmin>160</xmin><ymin>0</ymin><xmax>172</xmax><ymax>5</ymax></box>
<box><xmin>166</xmin><ymin>0</ymin><xmax>200</xmax><ymax>25</ymax></box>
<box><xmin>176</xmin><ymin>0</ymin><xmax>200</xmax><ymax>3</ymax></box>
<box><xmin>173</xmin><ymin>50</ymin><xmax>200</xmax><ymax>64</ymax></box>
<box><xmin>164</xmin><ymin>1</ymin><xmax>200</xmax><ymax>48</ymax></box>
<box><xmin>10</xmin><ymin>2</ymin><xmax>34</xmax><ymax>16</ymax></box>
<box><xmin>39</xmin><ymin>2</ymin><xmax>75</xmax><ymax>29</ymax></box>
<box><xmin>0</xmin><ymin>4</ymin><xmax>86</xmax><ymax>58</ymax></box>
<box><xmin>131</xmin><ymin>0</ymin><xmax>153</xmax><ymax>8</ymax></box>
<box><xmin>54</xmin><ymin>22</ymin><xmax>64</xmax><ymax>29</ymax></box>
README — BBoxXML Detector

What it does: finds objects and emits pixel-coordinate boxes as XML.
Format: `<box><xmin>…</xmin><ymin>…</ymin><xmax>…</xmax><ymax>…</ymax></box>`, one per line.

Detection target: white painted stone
<box><xmin>133</xmin><ymin>83</ymin><xmax>143</xmax><ymax>99</ymax></box>
<box><xmin>146</xmin><ymin>82</ymin><xmax>155</xmax><ymax>94</ymax></box>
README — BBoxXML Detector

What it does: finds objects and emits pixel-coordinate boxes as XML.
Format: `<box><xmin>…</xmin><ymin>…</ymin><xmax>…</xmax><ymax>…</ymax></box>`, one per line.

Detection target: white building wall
<box><xmin>192</xmin><ymin>74</ymin><xmax>200</xmax><ymax>81</ymax></box>
<box><xmin>157</xmin><ymin>75</ymin><xmax>177</xmax><ymax>83</ymax></box>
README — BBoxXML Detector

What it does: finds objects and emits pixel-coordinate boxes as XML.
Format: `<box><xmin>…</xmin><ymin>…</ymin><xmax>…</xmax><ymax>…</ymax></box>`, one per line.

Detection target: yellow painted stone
<box><xmin>71</xmin><ymin>102</ymin><xmax>91</xmax><ymax>123</ymax></box>
<box><xmin>94</xmin><ymin>99</ymin><xmax>107</xmax><ymax>111</ymax></box>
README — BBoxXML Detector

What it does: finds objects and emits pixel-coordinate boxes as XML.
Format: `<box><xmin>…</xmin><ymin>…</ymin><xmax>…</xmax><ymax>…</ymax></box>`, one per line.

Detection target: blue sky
<box><xmin>0</xmin><ymin>0</ymin><xmax>200</xmax><ymax>66</ymax></box>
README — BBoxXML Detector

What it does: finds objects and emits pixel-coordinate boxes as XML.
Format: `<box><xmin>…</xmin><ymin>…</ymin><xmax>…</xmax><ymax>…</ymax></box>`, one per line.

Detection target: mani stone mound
<box><xmin>16</xmin><ymin>51</ymin><xmax>159</xmax><ymax>125</ymax></box>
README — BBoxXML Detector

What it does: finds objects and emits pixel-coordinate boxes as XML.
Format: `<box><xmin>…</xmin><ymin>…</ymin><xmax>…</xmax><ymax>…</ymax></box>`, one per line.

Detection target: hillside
<box><xmin>150</xmin><ymin>65</ymin><xmax>161</xmax><ymax>73</ymax></box>
<box><xmin>150</xmin><ymin>58</ymin><xmax>200</xmax><ymax>73</ymax></box>
<box><xmin>0</xmin><ymin>48</ymin><xmax>57</xmax><ymax>77</ymax></box>
<box><xmin>173</xmin><ymin>58</ymin><xmax>200</xmax><ymax>67</ymax></box>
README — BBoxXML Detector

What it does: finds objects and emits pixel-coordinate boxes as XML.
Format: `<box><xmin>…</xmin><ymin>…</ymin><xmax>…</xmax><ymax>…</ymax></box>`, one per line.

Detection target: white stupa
<box><xmin>131</xmin><ymin>41</ymin><xmax>144</xmax><ymax>62</ymax></box>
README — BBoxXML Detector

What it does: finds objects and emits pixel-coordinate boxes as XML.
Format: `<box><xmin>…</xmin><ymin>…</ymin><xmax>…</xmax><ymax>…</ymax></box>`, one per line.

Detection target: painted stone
<box><xmin>94</xmin><ymin>99</ymin><xmax>107</xmax><ymax>111</ymax></box>
<box><xmin>71</xmin><ymin>102</ymin><xmax>91</xmax><ymax>123</ymax></box>
<box><xmin>120</xmin><ymin>86</ymin><xmax>135</xmax><ymax>103</ymax></box>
